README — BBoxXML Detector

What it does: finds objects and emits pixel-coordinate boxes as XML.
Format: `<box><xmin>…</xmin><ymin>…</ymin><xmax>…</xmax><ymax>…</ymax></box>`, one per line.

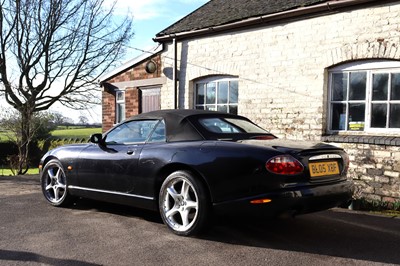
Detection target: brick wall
<box><xmin>102</xmin><ymin>89</ymin><xmax>115</xmax><ymax>132</ymax></box>
<box><xmin>102</xmin><ymin>54</ymin><xmax>162</xmax><ymax>132</ymax></box>
<box><xmin>159</xmin><ymin>2</ymin><xmax>400</xmax><ymax>202</ymax></box>
<box><xmin>125</xmin><ymin>88</ymin><xmax>140</xmax><ymax>118</ymax></box>
<box><xmin>108</xmin><ymin>55</ymin><xmax>162</xmax><ymax>83</ymax></box>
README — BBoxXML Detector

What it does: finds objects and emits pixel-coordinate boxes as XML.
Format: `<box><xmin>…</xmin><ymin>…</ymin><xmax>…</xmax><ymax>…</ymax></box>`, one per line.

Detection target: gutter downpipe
<box><xmin>153</xmin><ymin>0</ymin><xmax>379</xmax><ymax>42</ymax></box>
<box><xmin>173</xmin><ymin>37</ymin><xmax>178</xmax><ymax>109</ymax></box>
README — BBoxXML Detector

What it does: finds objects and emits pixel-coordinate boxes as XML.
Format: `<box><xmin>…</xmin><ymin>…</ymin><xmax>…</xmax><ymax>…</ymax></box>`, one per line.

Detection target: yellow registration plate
<box><xmin>309</xmin><ymin>161</ymin><xmax>340</xmax><ymax>177</ymax></box>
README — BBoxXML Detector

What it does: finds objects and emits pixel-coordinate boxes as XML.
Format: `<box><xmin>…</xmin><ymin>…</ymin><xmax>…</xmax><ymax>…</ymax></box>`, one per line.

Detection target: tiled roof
<box><xmin>156</xmin><ymin>0</ymin><xmax>328</xmax><ymax>37</ymax></box>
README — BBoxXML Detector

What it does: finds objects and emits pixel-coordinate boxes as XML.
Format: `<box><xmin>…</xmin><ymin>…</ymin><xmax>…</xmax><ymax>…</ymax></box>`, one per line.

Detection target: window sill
<box><xmin>322</xmin><ymin>135</ymin><xmax>400</xmax><ymax>146</ymax></box>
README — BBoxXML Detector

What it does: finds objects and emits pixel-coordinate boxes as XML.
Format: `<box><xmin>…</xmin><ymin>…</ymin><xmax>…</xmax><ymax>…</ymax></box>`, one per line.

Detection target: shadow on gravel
<box><xmin>6</xmin><ymin>175</ymin><xmax>400</xmax><ymax>264</ymax></box>
<box><xmin>0</xmin><ymin>249</ymin><xmax>100</xmax><ymax>266</ymax></box>
<box><xmin>201</xmin><ymin>210</ymin><xmax>400</xmax><ymax>265</ymax></box>
<box><xmin>0</xmin><ymin>174</ymin><xmax>39</xmax><ymax>185</ymax></box>
<box><xmin>69</xmin><ymin>197</ymin><xmax>163</xmax><ymax>224</ymax></box>
<box><xmin>65</xmin><ymin>195</ymin><xmax>400</xmax><ymax>265</ymax></box>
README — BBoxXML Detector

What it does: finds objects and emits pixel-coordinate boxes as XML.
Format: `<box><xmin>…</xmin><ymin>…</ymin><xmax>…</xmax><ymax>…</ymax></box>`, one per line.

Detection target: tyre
<box><xmin>159</xmin><ymin>171</ymin><xmax>210</xmax><ymax>236</ymax></box>
<box><xmin>40</xmin><ymin>159</ymin><xmax>72</xmax><ymax>207</ymax></box>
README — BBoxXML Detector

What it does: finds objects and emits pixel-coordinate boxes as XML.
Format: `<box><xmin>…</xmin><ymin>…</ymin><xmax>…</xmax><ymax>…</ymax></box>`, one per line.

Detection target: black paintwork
<box><xmin>40</xmin><ymin>109</ymin><xmax>354</xmax><ymax>216</ymax></box>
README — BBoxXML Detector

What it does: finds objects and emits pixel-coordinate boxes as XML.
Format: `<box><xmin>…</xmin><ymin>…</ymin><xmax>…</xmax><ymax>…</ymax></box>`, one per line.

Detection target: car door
<box><xmin>76</xmin><ymin>119</ymin><xmax>160</xmax><ymax>193</ymax></box>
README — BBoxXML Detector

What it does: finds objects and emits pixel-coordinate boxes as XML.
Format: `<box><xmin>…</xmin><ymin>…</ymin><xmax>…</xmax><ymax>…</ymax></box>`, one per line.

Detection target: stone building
<box><xmin>101</xmin><ymin>0</ymin><xmax>400</xmax><ymax>204</ymax></box>
<box><xmin>150</xmin><ymin>0</ymin><xmax>400</xmax><ymax>203</ymax></box>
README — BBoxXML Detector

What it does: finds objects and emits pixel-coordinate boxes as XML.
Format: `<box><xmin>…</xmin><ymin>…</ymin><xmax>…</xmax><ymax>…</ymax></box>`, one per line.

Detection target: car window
<box><xmin>147</xmin><ymin>120</ymin><xmax>166</xmax><ymax>143</ymax></box>
<box><xmin>105</xmin><ymin>120</ymin><xmax>159</xmax><ymax>144</ymax></box>
<box><xmin>199</xmin><ymin>117</ymin><xmax>268</xmax><ymax>134</ymax></box>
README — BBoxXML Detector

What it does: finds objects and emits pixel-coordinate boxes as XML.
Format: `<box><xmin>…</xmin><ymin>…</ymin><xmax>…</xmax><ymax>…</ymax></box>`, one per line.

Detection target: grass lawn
<box><xmin>0</xmin><ymin>127</ymin><xmax>102</xmax><ymax>143</ymax></box>
<box><xmin>51</xmin><ymin>127</ymin><xmax>101</xmax><ymax>139</ymax></box>
<box><xmin>0</xmin><ymin>168</ymin><xmax>39</xmax><ymax>176</ymax></box>
<box><xmin>0</xmin><ymin>131</ymin><xmax>11</xmax><ymax>142</ymax></box>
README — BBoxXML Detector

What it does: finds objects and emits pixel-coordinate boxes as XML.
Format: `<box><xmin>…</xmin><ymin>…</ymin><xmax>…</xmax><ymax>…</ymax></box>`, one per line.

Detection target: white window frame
<box><xmin>328</xmin><ymin>60</ymin><xmax>400</xmax><ymax>134</ymax></box>
<box><xmin>116</xmin><ymin>90</ymin><xmax>125</xmax><ymax>124</ymax></box>
<box><xmin>194</xmin><ymin>76</ymin><xmax>239</xmax><ymax>114</ymax></box>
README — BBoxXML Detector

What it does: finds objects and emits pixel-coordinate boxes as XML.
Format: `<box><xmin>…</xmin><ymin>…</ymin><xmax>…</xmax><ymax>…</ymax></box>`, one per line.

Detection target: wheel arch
<box><xmin>40</xmin><ymin>156</ymin><xmax>60</xmax><ymax>173</ymax></box>
<box><xmin>155</xmin><ymin>163</ymin><xmax>214</xmax><ymax>204</ymax></box>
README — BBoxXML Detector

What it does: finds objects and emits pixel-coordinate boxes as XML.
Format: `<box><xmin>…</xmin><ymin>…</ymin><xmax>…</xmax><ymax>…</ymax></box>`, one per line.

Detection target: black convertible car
<box><xmin>39</xmin><ymin>109</ymin><xmax>354</xmax><ymax>236</ymax></box>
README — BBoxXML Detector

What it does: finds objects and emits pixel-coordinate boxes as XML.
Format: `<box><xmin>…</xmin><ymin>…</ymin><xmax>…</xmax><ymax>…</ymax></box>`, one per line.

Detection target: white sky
<box><xmin>4</xmin><ymin>0</ymin><xmax>209</xmax><ymax>124</ymax></box>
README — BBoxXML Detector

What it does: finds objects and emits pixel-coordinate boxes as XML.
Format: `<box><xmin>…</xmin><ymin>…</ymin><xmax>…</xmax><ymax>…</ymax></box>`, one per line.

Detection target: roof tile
<box><xmin>157</xmin><ymin>0</ymin><xmax>328</xmax><ymax>36</ymax></box>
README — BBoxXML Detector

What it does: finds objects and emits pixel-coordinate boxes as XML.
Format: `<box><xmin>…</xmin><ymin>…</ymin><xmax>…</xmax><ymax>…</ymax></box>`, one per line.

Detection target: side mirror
<box><xmin>90</xmin><ymin>133</ymin><xmax>104</xmax><ymax>145</ymax></box>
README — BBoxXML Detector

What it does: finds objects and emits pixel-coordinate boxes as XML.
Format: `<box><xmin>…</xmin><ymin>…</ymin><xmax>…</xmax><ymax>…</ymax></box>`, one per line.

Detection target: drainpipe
<box><xmin>173</xmin><ymin>38</ymin><xmax>178</xmax><ymax>109</ymax></box>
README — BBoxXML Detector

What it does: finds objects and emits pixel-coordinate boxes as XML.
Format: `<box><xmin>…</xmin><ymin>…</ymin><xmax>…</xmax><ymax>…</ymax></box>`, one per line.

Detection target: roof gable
<box><xmin>156</xmin><ymin>0</ymin><xmax>328</xmax><ymax>37</ymax></box>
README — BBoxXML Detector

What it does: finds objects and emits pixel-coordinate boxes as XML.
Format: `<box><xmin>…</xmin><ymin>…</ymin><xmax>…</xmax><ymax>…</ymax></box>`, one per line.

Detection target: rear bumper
<box><xmin>212</xmin><ymin>180</ymin><xmax>354</xmax><ymax>217</ymax></box>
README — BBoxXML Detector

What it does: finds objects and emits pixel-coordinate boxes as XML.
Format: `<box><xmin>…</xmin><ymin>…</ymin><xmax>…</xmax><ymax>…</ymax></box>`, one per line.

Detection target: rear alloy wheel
<box><xmin>159</xmin><ymin>171</ymin><xmax>209</xmax><ymax>236</ymax></box>
<box><xmin>40</xmin><ymin>159</ymin><xmax>71</xmax><ymax>207</ymax></box>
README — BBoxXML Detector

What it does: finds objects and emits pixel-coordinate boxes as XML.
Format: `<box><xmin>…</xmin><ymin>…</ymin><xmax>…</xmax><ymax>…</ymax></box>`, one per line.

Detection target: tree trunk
<box><xmin>16</xmin><ymin>108</ymin><xmax>32</xmax><ymax>175</ymax></box>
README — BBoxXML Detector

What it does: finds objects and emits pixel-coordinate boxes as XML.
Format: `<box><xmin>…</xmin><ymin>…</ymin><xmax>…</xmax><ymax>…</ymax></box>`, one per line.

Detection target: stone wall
<box><xmin>322</xmin><ymin>139</ymin><xmax>400</xmax><ymax>204</ymax></box>
<box><xmin>161</xmin><ymin>2</ymin><xmax>400</xmax><ymax>139</ymax></box>
<box><xmin>159</xmin><ymin>2</ymin><xmax>400</xmax><ymax>202</ymax></box>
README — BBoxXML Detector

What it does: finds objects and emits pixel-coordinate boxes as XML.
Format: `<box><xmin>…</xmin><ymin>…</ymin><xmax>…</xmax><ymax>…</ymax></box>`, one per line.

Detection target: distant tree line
<box><xmin>0</xmin><ymin>109</ymin><xmax>100</xmax><ymax>174</ymax></box>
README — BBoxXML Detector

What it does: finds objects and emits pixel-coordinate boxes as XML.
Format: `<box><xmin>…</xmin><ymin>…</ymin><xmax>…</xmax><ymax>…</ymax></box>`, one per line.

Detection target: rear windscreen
<box><xmin>198</xmin><ymin>117</ymin><xmax>268</xmax><ymax>134</ymax></box>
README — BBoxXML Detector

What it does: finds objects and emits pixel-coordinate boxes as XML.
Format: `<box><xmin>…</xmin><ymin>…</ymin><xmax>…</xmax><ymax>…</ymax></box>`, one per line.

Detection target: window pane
<box><xmin>331</xmin><ymin>103</ymin><xmax>346</xmax><ymax>130</ymax></box>
<box><xmin>206</xmin><ymin>105</ymin><xmax>217</xmax><ymax>111</ymax></box>
<box><xmin>196</xmin><ymin>84</ymin><xmax>205</xmax><ymax>105</ymax></box>
<box><xmin>206</xmin><ymin>82</ymin><xmax>216</xmax><ymax>104</ymax></box>
<box><xmin>117</xmin><ymin>103</ymin><xmax>125</xmax><ymax>123</ymax></box>
<box><xmin>391</xmin><ymin>73</ymin><xmax>400</xmax><ymax>100</ymax></box>
<box><xmin>217</xmin><ymin>105</ymin><xmax>227</xmax><ymax>113</ymax></box>
<box><xmin>116</xmin><ymin>91</ymin><xmax>124</xmax><ymax>101</ymax></box>
<box><xmin>229</xmin><ymin>81</ymin><xmax>238</xmax><ymax>103</ymax></box>
<box><xmin>218</xmin><ymin>81</ymin><xmax>228</xmax><ymax>104</ymax></box>
<box><xmin>372</xmin><ymin>73</ymin><xmax>388</xmax><ymax>100</ymax></box>
<box><xmin>229</xmin><ymin>105</ymin><xmax>238</xmax><ymax>115</ymax></box>
<box><xmin>106</xmin><ymin>120</ymin><xmax>158</xmax><ymax>144</ymax></box>
<box><xmin>349</xmin><ymin>72</ymin><xmax>366</xmax><ymax>100</ymax></box>
<box><xmin>332</xmin><ymin>73</ymin><xmax>347</xmax><ymax>101</ymax></box>
<box><xmin>348</xmin><ymin>103</ymin><xmax>365</xmax><ymax>131</ymax></box>
<box><xmin>148</xmin><ymin>121</ymin><xmax>166</xmax><ymax>142</ymax></box>
<box><xmin>389</xmin><ymin>104</ymin><xmax>400</xmax><ymax>128</ymax></box>
<box><xmin>371</xmin><ymin>103</ymin><xmax>387</xmax><ymax>128</ymax></box>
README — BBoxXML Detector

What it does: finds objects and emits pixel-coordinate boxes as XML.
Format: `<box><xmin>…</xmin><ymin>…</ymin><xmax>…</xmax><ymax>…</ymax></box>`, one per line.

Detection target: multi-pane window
<box><xmin>116</xmin><ymin>90</ymin><xmax>125</xmax><ymax>124</ymax></box>
<box><xmin>328</xmin><ymin>61</ymin><xmax>400</xmax><ymax>132</ymax></box>
<box><xmin>195</xmin><ymin>77</ymin><xmax>238</xmax><ymax>114</ymax></box>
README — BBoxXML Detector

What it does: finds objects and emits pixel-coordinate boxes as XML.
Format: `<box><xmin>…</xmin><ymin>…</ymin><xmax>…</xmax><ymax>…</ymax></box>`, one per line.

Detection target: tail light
<box><xmin>251</xmin><ymin>135</ymin><xmax>276</xmax><ymax>140</ymax></box>
<box><xmin>266</xmin><ymin>155</ymin><xmax>304</xmax><ymax>175</ymax></box>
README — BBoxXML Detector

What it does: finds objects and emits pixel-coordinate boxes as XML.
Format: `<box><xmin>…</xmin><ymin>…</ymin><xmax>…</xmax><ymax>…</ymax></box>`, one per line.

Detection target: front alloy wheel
<box><xmin>159</xmin><ymin>171</ymin><xmax>209</xmax><ymax>236</ymax></box>
<box><xmin>40</xmin><ymin>159</ymin><xmax>71</xmax><ymax>207</ymax></box>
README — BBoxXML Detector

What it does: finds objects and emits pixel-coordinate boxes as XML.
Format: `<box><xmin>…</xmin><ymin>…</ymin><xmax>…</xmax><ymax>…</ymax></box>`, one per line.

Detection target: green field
<box><xmin>0</xmin><ymin>127</ymin><xmax>102</xmax><ymax>142</ymax></box>
<box><xmin>0</xmin><ymin>127</ymin><xmax>101</xmax><ymax>176</ymax></box>
<box><xmin>0</xmin><ymin>168</ymin><xmax>39</xmax><ymax>176</ymax></box>
<box><xmin>0</xmin><ymin>131</ymin><xmax>11</xmax><ymax>142</ymax></box>
<box><xmin>51</xmin><ymin>127</ymin><xmax>102</xmax><ymax>139</ymax></box>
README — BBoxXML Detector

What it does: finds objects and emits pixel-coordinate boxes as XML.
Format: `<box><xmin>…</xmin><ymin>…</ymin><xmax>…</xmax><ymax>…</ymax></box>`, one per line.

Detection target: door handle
<box><xmin>127</xmin><ymin>150</ymin><xmax>135</xmax><ymax>155</ymax></box>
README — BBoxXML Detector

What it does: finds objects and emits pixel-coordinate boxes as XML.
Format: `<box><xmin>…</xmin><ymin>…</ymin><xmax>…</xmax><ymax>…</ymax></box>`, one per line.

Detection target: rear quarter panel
<box><xmin>138</xmin><ymin>141</ymin><xmax>283</xmax><ymax>203</ymax></box>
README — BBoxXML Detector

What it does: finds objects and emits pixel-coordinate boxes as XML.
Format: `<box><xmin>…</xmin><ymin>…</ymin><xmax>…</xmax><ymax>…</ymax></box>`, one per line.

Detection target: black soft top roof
<box><xmin>126</xmin><ymin>109</ymin><xmax>247</xmax><ymax>142</ymax></box>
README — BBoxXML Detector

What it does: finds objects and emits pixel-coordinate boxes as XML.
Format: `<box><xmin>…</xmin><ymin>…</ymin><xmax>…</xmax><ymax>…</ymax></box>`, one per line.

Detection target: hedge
<box><xmin>0</xmin><ymin>137</ymin><xmax>89</xmax><ymax>168</ymax></box>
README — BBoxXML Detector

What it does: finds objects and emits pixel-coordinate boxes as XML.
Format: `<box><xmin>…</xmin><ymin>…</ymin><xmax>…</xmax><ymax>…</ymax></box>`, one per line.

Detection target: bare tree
<box><xmin>0</xmin><ymin>108</ymin><xmax>55</xmax><ymax>174</ymax></box>
<box><xmin>78</xmin><ymin>115</ymin><xmax>88</xmax><ymax>125</ymax></box>
<box><xmin>0</xmin><ymin>0</ymin><xmax>133</xmax><ymax>174</ymax></box>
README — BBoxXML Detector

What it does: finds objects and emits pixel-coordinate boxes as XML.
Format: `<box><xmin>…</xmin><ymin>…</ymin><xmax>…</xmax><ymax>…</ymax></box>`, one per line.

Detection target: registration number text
<box><xmin>309</xmin><ymin>161</ymin><xmax>339</xmax><ymax>177</ymax></box>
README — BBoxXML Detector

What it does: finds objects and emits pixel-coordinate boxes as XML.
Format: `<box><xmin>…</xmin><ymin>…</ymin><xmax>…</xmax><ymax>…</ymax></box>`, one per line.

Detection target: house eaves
<box><xmin>154</xmin><ymin>0</ymin><xmax>385</xmax><ymax>42</ymax></box>
<box><xmin>99</xmin><ymin>45</ymin><xmax>163</xmax><ymax>83</ymax></box>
